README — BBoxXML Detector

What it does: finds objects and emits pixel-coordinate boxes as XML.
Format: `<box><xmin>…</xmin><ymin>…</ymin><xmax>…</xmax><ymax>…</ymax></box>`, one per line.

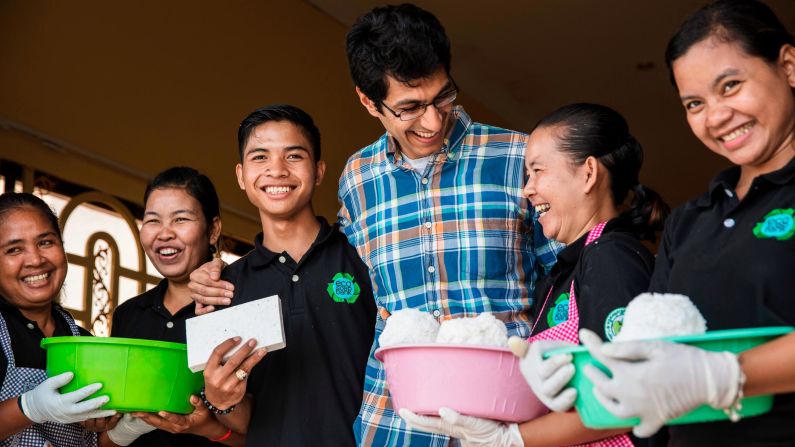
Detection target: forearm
<box><xmin>518</xmin><ymin>410</ymin><xmax>629</xmax><ymax>447</ymax></box>
<box><xmin>216</xmin><ymin>394</ymin><xmax>253</xmax><ymax>434</ymax></box>
<box><xmin>741</xmin><ymin>332</ymin><xmax>795</xmax><ymax>397</ymax></box>
<box><xmin>0</xmin><ymin>397</ymin><xmax>32</xmax><ymax>439</ymax></box>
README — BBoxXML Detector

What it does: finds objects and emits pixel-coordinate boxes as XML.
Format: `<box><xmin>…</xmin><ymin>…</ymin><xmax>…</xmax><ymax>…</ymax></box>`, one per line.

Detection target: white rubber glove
<box><xmin>107</xmin><ymin>413</ymin><xmax>156</xmax><ymax>446</ymax></box>
<box><xmin>20</xmin><ymin>372</ymin><xmax>116</xmax><ymax>424</ymax></box>
<box><xmin>513</xmin><ymin>337</ymin><xmax>578</xmax><ymax>412</ymax></box>
<box><xmin>399</xmin><ymin>407</ymin><xmax>523</xmax><ymax>447</ymax></box>
<box><xmin>579</xmin><ymin>328</ymin><xmax>741</xmax><ymax>438</ymax></box>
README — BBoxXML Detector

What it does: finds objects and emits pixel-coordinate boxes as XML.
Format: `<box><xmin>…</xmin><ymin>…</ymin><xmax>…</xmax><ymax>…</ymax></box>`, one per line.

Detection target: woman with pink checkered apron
<box><xmin>0</xmin><ymin>193</ymin><xmax>154</xmax><ymax>446</ymax></box>
<box><xmin>514</xmin><ymin>103</ymin><xmax>669</xmax><ymax>447</ymax></box>
<box><xmin>393</xmin><ymin>104</ymin><xmax>669</xmax><ymax>446</ymax></box>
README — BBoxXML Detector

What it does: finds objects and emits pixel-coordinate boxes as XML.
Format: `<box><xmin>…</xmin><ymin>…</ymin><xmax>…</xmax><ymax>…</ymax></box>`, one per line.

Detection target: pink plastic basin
<box><xmin>375</xmin><ymin>343</ymin><xmax>548</xmax><ymax>423</ymax></box>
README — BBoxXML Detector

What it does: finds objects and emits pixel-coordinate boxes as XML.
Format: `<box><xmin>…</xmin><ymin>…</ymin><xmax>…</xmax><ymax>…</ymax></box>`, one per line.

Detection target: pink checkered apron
<box><xmin>529</xmin><ymin>222</ymin><xmax>633</xmax><ymax>447</ymax></box>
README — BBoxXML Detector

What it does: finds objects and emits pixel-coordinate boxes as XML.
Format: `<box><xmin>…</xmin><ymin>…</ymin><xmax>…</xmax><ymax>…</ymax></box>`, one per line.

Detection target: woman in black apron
<box><xmin>0</xmin><ymin>192</ymin><xmax>153</xmax><ymax>446</ymax></box>
<box><xmin>400</xmin><ymin>104</ymin><xmax>669</xmax><ymax>446</ymax></box>
<box><xmin>579</xmin><ymin>1</ymin><xmax>795</xmax><ymax>445</ymax></box>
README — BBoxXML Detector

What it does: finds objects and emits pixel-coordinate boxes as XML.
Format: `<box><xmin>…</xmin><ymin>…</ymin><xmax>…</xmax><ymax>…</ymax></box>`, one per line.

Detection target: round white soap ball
<box><xmin>378</xmin><ymin>308</ymin><xmax>440</xmax><ymax>347</ymax></box>
<box><xmin>435</xmin><ymin>312</ymin><xmax>509</xmax><ymax>347</ymax></box>
<box><xmin>614</xmin><ymin>293</ymin><xmax>707</xmax><ymax>342</ymax></box>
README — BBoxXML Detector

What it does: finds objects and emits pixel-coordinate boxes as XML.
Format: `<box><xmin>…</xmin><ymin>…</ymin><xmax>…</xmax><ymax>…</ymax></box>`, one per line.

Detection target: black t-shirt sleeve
<box><xmin>648</xmin><ymin>208</ymin><xmax>680</xmax><ymax>293</ymax></box>
<box><xmin>575</xmin><ymin>235</ymin><xmax>654</xmax><ymax>340</ymax></box>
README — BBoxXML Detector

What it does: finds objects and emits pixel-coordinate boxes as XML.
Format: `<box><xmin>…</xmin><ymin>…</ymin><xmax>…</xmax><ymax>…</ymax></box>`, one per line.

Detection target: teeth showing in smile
<box><xmin>413</xmin><ymin>130</ymin><xmax>437</xmax><ymax>139</ymax></box>
<box><xmin>535</xmin><ymin>203</ymin><xmax>551</xmax><ymax>216</ymax></box>
<box><xmin>265</xmin><ymin>186</ymin><xmax>292</xmax><ymax>194</ymax></box>
<box><xmin>720</xmin><ymin>123</ymin><xmax>754</xmax><ymax>142</ymax></box>
<box><xmin>23</xmin><ymin>273</ymin><xmax>49</xmax><ymax>284</ymax></box>
<box><xmin>159</xmin><ymin>248</ymin><xmax>178</xmax><ymax>256</ymax></box>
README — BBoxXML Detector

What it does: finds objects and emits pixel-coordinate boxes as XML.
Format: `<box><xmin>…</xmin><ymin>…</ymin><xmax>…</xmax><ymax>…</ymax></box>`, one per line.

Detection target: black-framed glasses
<box><xmin>380</xmin><ymin>82</ymin><xmax>459</xmax><ymax>121</ymax></box>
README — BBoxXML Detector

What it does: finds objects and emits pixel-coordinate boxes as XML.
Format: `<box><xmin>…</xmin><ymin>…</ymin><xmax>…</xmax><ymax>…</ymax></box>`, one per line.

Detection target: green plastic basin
<box><xmin>549</xmin><ymin>326</ymin><xmax>793</xmax><ymax>429</ymax></box>
<box><xmin>42</xmin><ymin>336</ymin><xmax>204</xmax><ymax>414</ymax></box>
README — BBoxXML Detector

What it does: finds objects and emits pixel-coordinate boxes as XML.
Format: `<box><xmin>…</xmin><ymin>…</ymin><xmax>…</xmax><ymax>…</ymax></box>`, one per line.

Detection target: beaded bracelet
<box><xmin>200</xmin><ymin>386</ymin><xmax>236</xmax><ymax>415</ymax></box>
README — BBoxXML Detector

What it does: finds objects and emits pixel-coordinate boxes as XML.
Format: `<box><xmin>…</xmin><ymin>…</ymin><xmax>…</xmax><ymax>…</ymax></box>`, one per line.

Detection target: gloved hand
<box><xmin>20</xmin><ymin>372</ymin><xmax>116</xmax><ymax>424</ymax></box>
<box><xmin>399</xmin><ymin>407</ymin><xmax>523</xmax><ymax>447</ymax></box>
<box><xmin>107</xmin><ymin>413</ymin><xmax>156</xmax><ymax>446</ymax></box>
<box><xmin>510</xmin><ymin>336</ymin><xmax>578</xmax><ymax>412</ymax></box>
<box><xmin>579</xmin><ymin>328</ymin><xmax>741</xmax><ymax>438</ymax></box>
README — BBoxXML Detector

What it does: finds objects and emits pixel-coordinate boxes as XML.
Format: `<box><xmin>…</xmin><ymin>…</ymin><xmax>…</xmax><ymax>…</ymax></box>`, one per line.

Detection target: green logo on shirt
<box><xmin>546</xmin><ymin>293</ymin><xmax>570</xmax><ymax>327</ymax></box>
<box><xmin>753</xmin><ymin>208</ymin><xmax>795</xmax><ymax>240</ymax></box>
<box><xmin>327</xmin><ymin>272</ymin><xmax>361</xmax><ymax>304</ymax></box>
<box><xmin>604</xmin><ymin>307</ymin><xmax>626</xmax><ymax>341</ymax></box>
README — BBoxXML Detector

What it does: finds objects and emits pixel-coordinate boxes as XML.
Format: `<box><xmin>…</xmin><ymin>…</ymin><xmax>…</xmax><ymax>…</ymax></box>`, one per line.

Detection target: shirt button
<box><xmin>424</xmin><ymin>221</ymin><xmax>432</xmax><ymax>229</ymax></box>
<box><xmin>432</xmin><ymin>309</ymin><xmax>441</xmax><ymax>318</ymax></box>
<box><xmin>724</xmin><ymin>218</ymin><xmax>736</xmax><ymax>228</ymax></box>
<box><xmin>724</xmin><ymin>189</ymin><xmax>734</xmax><ymax>198</ymax></box>
<box><xmin>421</xmin><ymin>178</ymin><xmax>429</xmax><ymax>185</ymax></box>
<box><xmin>427</xmin><ymin>265</ymin><xmax>436</xmax><ymax>274</ymax></box>
<box><xmin>26</xmin><ymin>323</ymin><xmax>35</xmax><ymax>330</ymax></box>
<box><xmin>166</xmin><ymin>321</ymin><xmax>174</xmax><ymax>329</ymax></box>
<box><xmin>278</xmin><ymin>256</ymin><xmax>286</xmax><ymax>263</ymax></box>
<box><xmin>292</xmin><ymin>274</ymin><xmax>299</xmax><ymax>282</ymax></box>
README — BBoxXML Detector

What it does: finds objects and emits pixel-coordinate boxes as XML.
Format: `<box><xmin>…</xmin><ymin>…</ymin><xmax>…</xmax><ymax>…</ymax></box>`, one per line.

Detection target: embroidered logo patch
<box><xmin>327</xmin><ymin>272</ymin><xmax>361</xmax><ymax>304</ymax></box>
<box><xmin>546</xmin><ymin>292</ymin><xmax>570</xmax><ymax>327</ymax></box>
<box><xmin>604</xmin><ymin>307</ymin><xmax>626</xmax><ymax>341</ymax></box>
<box><xmin>752</xmin><ymin>208</ymin><xmax>795</xmax><ymax>241</ymax></box>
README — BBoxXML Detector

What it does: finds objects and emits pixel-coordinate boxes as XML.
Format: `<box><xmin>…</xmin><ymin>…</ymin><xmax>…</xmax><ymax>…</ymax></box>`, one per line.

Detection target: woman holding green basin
<box><xmin>0</xmin><ymin>192</ymin><xmax>152</xmax><ymax>446</ymax></box>
<box><xmin>535</xmin><ymin>0</ymin><xmax>795</xmax><ymax>445</ymax></box>
<box><xmin>112</xmin><ymin>167</ymin><xmax>261</xmax><ymax>446</ymax></box>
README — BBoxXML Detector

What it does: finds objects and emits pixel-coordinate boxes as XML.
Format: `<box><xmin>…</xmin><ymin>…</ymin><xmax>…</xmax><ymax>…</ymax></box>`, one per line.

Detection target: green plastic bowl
<box><xmin>42</xmin><ymin>336</ymin><xmax>204</xmax><ymax>414</ymax></box>
<box><xmin>549</xmin><ymin>326</ymin><xmax>793</xmax><ymax>429</ymax></box>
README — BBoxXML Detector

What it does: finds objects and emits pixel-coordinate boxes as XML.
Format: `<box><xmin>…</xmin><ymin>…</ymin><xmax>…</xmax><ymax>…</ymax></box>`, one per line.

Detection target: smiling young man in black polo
<box><xmin>194</xmin><ymin>105</ymin><xmax>375</xmax><ymax>446</ymax></box>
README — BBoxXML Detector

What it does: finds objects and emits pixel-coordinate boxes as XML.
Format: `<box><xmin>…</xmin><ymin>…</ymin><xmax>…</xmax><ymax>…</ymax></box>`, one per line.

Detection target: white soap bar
<box><xmin>185</xmin><ymin>295</ymin><xmax>286</xmax><ymax>372</ymax></box>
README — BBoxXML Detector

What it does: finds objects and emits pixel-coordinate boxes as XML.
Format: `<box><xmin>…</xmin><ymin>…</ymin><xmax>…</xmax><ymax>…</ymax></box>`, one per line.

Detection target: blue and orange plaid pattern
<box><xmin>338</xmin><ymin>107</ymin><xmax>562</xmax><ymax>446</ymax></box>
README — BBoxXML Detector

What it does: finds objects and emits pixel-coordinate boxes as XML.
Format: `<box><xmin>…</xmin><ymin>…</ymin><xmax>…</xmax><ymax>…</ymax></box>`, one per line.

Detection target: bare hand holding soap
<box><xmin>185</xmin><ymin>295</ymin><xmax>286</xmax><ymax>372</ymax></box>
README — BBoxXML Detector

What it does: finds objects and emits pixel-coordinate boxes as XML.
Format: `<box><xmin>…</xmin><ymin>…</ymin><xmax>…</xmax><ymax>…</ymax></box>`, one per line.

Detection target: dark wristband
<box><xmin>200</xmin><ymin>387</ymin><xmax>236</xmax><ymax>415</ymax></box>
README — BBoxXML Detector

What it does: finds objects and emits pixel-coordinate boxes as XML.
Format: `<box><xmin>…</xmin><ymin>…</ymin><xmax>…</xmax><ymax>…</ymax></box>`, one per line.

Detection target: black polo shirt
<box><xmin>531</xmin><ymin>219</ymin><xmax>655</xmax><ymax>341</ymax></box>
<box><xmin>220</xmin><ymin>218</ymin><xmax>376</xmax><ymax>447</ymax></box>
<box><xmin>0</xmin><ymin>299</ymin><xmax>89</xmax><ymax>383</ymax></box>
<box><xmin>111</xmin><ymin>280</ymin><xmax>213</xmax><ymax>447</ymax></box>
<box><xmin>649</xmin><ymin>156</ymin><xmax>795</xmax><ymax>446</ymax></box>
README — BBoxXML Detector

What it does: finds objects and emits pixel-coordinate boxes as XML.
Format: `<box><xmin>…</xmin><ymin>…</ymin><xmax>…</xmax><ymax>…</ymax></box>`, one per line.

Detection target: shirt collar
<box><xmin>697</xmin><ymin>155</ymin><xmax>795</xmax><ymax>208</ymax></box>
<box><xmin>249</xmin><ymin>217</ymin><xmax>335</xmax><ymax>269</ymax></box>
<box><xmin>384</xmin><ymin>106</ymin><xmax>472</xmax><ymax>164</ymax></box>
<box><xmin>133</xmin><ymin>278</ymin><xmax>169</xmax><ymax>309</ymax></box>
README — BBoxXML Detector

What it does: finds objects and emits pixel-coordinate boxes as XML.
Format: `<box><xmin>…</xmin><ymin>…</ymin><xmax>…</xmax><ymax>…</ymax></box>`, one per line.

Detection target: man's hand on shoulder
<box><xmin>189</xmin><ymin>258</ymin><xmax>235</xmax><ymax>314</ymax></box>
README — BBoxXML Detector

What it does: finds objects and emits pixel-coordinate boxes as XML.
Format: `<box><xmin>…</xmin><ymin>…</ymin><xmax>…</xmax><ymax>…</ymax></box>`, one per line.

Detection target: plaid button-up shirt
<box><xmin>338</xmin><ymin>107</ymin><xmax>562</xmax><ymax>446</ymax></box>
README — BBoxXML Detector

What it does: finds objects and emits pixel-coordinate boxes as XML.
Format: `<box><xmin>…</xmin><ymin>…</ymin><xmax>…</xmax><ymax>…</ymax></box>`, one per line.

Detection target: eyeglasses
<box><xmin>380</xmin><ymin>84</ymin><xmax>459</xmax><ymax>121</ymax></box>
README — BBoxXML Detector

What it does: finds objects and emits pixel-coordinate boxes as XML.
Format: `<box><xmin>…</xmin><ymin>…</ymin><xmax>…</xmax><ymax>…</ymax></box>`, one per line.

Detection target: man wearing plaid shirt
<box><xmin>342</xmin><ymin>5</ymin><xmax>562</xmax><ymax>446</ymax></box>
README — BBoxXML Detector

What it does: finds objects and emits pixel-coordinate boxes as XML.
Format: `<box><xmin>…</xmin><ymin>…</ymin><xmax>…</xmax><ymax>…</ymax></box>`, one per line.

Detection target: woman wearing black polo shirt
<box><xmin>578</xmin><ymin>1</ymin><xmax>795</xmax><ymax>445</ymax></box>
<box><xmin>0</xmin><ymin>192</ymin><xmax>155</xmax><ymax>446</ymax></box>
<box><xmin>400</xmin><ymin>104</ymin><xmax>669</xmax><ymax>446</ymax></box>
<box><xmin>111</xmin><ymin>167</ymin><xmax>246</xmax><ymax>446</ymax></box>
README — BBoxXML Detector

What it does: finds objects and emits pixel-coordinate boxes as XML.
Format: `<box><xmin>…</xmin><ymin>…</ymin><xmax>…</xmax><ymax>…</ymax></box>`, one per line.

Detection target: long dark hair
<box><xmin>533</xmin><ymin>103</ymin><xmax>669</xmax><ymax>241</ymax></box>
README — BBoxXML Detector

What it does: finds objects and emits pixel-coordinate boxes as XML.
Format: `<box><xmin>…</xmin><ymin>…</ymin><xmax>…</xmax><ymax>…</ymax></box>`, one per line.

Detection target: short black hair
<box><xmin>237</xmin><ymin>104</ymin><xmax>321</xmax><ymax>162</ymax></box>
<box><xmin>144</xmin><ymin>166</ymin><xmax>220</xmax><ymax>230</ymax></box>
<box><xmin>665</xmin><ymin>0</ymin><xmax>795</xmax><ymax>87</ymax></box>
<box><xmin>0</xmin><ymin>192</ymin><xmax>61</xmax><ymax>240</ymax></box>
<box><xmin>346</xmin><ymin>3</ymin><xmax>451</xmax><ymax>111</ymax></box>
